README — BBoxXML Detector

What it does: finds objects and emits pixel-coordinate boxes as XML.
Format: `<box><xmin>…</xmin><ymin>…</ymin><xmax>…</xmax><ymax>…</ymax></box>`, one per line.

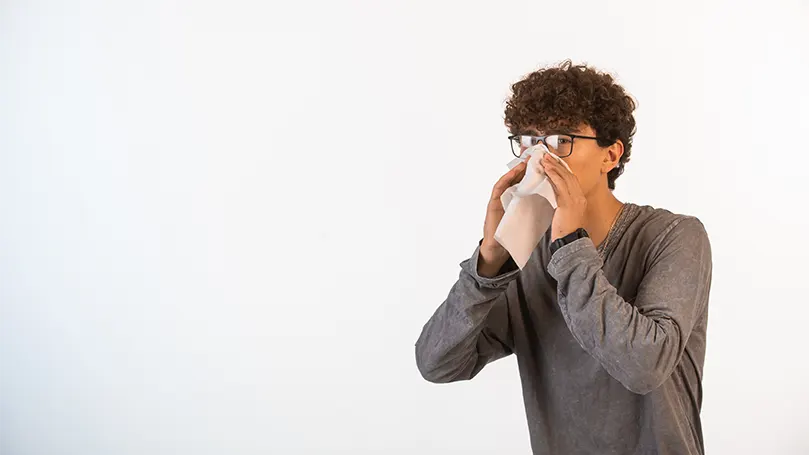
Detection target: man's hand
<box><xmin>541</xmin><ymin>153</ymin><xmax>587</xmax><ymax>242</ymax></box>
<box><xmin>478</xmin><ymin>160</ymin><xmax>528</xmax><ymax>276</ymax></box>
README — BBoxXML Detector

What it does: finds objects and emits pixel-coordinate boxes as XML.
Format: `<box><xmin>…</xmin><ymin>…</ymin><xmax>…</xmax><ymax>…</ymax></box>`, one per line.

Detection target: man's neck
<box><xmin>582</xmin><ymin>188</ymin><xmax>624</xmax><ymax>249</ymax></box>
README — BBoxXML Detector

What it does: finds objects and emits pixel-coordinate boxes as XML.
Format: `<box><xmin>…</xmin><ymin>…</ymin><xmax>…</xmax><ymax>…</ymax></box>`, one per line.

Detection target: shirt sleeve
<box><xmin>415</xmin><ymin>240</ymin><xmax>521</xmax><ymax>383</ymax></box>
<box><xmin>547</xmin><ymin>217</ymin><xmax>712</xmax><ymax>395</ymax></box>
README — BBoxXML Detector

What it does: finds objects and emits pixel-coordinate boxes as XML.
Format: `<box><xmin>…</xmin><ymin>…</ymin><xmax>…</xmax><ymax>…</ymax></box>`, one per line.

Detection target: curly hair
<box><xmin>504</xmin><ymin>60</ymin><xmax>637</xmax><ymax>190</ymax></box>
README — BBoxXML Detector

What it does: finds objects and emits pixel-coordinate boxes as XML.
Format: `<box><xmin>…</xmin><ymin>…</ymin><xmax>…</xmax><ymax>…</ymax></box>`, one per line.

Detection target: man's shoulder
<box><xmin>628</xmin><ymin>203</ymin><xmax>709</xmax><ymax>248</ymax></box>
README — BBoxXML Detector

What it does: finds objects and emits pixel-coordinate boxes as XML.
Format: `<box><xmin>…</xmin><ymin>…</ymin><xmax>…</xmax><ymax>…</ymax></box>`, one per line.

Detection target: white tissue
<box><xmin>493</xmin><ymin>144</ymin><xmax>573</xmax><ymax>269</ymax></box>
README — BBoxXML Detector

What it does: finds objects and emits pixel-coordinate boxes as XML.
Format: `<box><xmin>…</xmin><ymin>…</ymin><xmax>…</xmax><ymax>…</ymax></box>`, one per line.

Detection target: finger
<box><xmin>542</xmin><ymin>153</ymin><xmax>564</xmax><ymax>171</ymax></box>
<box><xmin>493</xmin><ymin>160</ymin><xmax>527</xmax><ymax>193</ymax></box>
<box><xmin>550</xmin><ymin>158</ymin><xmax>582</xmax><ymax>194</ymax></box>
<box><xmin>540</xmin><ymin>153</ymin><xmax>552</xmax><ymax>169</ymax></box>
<box><xmin>510</xmin><ymin>160</ymin><xmax>528</xmax><ymax>184</ymax></box>
<box><xmin>544</xmin><ymin>167</ymin><xmax>563</xmax><ymax>197</ymax></box>
<box><xmin>544</xmin><ymin>165</ymin><xmax>569</xmax><ymax>198</ymax></box>
<box><xmin>504</xmin><ymin>160</ymin><xmax>527</xmax><ymax>185</ymax></box>
<box><xmin>541</xmin><ymin>153</ymin><xmax>560</xmax><ymax>176</ymax></box>
<box><xmin>543</xmin><ymin>154</ymin><xmax>576</xmax><ymax>189</ymax></box>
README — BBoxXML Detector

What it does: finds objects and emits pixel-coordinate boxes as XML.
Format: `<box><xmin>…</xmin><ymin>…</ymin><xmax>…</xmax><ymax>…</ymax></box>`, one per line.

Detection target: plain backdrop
<box><xmin>2</xmin><ymin>0</ymin><xmax>808</xmax><ymax>454</ymax></box>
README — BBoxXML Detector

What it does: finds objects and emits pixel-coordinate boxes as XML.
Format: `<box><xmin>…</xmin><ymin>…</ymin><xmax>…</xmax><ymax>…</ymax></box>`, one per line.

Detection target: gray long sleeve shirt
<box><xmin>415</xmin><ymin>203</ymin><xmax>712</xmax><ymax>454</ymax></box>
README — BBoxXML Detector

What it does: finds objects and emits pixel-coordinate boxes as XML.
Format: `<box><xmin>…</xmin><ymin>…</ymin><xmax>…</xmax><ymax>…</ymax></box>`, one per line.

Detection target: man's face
<box><xmin>522</xmin><ymin>123</ymin><xmax>620</xmax><ymax>197</ymax></box>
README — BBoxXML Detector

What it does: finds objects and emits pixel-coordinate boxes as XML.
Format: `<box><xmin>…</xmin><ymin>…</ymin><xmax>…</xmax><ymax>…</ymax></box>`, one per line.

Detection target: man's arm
<box><xmin>415</xmin><ymin>241</ymin><xmax>520</xmax><ymax>383</ymax></box>
<box><xmin>547</xmin><ymin>217</ymin><xmax>712</xmax><ymax>395</ymax></box>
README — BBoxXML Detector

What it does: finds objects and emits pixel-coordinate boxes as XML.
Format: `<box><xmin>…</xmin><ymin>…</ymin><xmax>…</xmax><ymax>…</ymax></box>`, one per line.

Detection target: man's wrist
<box><xmin>480</xmin><ymin>240</ymin><xmax>508</xmax><ymax>261</ymax></box>
<box><xmin>549</xmin><ymin>228</ymin><xmax>589</xmax><ymax>256</ymax></box>
<box><xmin>478</xmin><ymin>240</ymin><xmax>511</xmax><ymax>277</ymax></box>
<box><xmin>551</xmin><ymin>226</ymin><xmax>581</xmax><ymax>242</ymax></box>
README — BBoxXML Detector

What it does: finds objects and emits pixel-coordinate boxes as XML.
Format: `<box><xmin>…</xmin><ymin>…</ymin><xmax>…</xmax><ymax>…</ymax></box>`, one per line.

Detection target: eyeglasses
<box><xmin>508</xmin><ymin>133</ymin><xmax>601</xmax><ymax>158</ymax></box>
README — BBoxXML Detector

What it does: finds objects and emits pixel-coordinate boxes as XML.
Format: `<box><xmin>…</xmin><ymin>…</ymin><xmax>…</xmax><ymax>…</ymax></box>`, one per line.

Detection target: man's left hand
<box><xmin>541</xmin><ymin>153</ymin><xmax>588</xmax><ymax>242</ymax></box>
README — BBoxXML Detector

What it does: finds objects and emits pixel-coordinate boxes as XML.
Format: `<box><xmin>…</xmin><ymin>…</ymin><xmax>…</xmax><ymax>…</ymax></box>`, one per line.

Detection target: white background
<box><xmin>2</xmin><ymin>1</ymin><xmax>808</xmax><ymax>454</ymax></box>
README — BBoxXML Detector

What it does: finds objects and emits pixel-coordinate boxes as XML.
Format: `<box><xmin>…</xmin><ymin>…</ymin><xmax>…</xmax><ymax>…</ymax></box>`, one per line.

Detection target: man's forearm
<box><xmin>547</xmin><ymin>218</ymin><xmax>712</xmax><ymax>395</ymax></box>
<box><xmin>478</xmin><ymin>241</ymin><xmax>512</xmax><ymax>277</ymax></box>
<box><xmin>415</xmin><ymin>242</ymin><xmax>520</xmax><ymax>382</ymax></box>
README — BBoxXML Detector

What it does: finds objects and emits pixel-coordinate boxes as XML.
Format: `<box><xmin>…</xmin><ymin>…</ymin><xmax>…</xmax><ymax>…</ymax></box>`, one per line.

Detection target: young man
<box><xmin>415</xmin><ymin>61</ymin><xmax>712</xmax><ymax>454</ymax></box>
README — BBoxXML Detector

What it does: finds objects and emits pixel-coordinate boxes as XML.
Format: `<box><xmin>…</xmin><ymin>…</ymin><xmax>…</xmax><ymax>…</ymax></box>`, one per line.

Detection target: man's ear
<box><xmin>603</xmin><ymin>140</ymin><xmax>624</xmax><ymax>174</ymax></box>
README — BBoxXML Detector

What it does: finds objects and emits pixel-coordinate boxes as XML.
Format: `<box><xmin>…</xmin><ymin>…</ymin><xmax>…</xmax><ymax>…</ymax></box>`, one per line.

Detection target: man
<box><xmin>414</xmin><ymin>60</ymin><xmax>712</xmax><ymax>454</ymax></box>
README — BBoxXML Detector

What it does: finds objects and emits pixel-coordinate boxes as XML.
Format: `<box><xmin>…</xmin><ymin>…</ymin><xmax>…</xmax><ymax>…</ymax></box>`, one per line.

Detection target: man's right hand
<box><xmin>478</xmin><ymin>159</ymin><xmax>528</xmax><ymax>277</ymax></box>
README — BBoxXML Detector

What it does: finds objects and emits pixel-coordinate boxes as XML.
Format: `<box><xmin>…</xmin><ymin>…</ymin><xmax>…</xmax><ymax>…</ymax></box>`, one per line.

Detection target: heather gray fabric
<box><xmin>415</xmin><ymin>203</ymin><xmax>712</xmax><ymax>455</ymax></box>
